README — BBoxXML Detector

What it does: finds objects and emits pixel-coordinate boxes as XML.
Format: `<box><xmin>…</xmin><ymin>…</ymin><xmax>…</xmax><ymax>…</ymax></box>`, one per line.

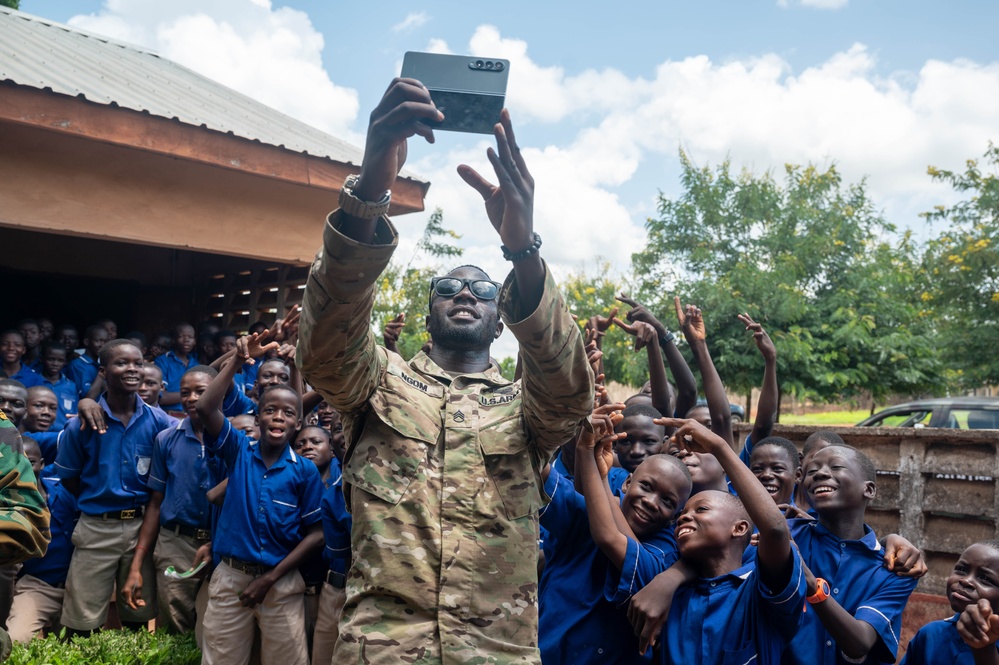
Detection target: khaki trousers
<box><xmin>310</xmin><ymin>581</ymin><xmax>346</xmax><ymax>665</ymax></box>
<box><xmin>201</xmin><ymin>561</ymin><xmax>308</xmax><ymax>665</ymax></box>
<box><xmin>61</xmin><ymin>514</ymin><xmax>157</xmax><ymax>630</ymax></box>
<box><xmin>154</xmin><ymin>527</ymin><xmax>204</xmax><ymax>633</ymax></box>
<box><xmin>6</xmin><ymin>575</ymin><xmax>64</xmax><ymax>643</ymax></box>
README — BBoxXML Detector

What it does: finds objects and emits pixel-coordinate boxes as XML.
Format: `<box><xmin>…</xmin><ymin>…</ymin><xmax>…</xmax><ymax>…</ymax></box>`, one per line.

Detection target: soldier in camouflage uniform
<box><xmin>0</xmin><ymin>409</ymin><xmax>50</xmax><ymax>660</ymax></box>
<box><xmin>297</xmin><ymin>79</ymin><xmax>593</xmax><ymax>664</ymax></box>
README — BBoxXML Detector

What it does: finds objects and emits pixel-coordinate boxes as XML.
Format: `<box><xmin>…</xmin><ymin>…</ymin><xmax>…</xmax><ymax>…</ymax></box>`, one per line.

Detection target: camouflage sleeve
<box><xmin>297</xmin><ymin>209</ymin><xmax>398</xmax><ymax>414</ymax></box>
<box><xmin>0</xmin><ymin>443</ymin><xmax>51</xmax><ymax>565</ymax></box>
<box><xmin>499</xmin><ymin>260</ymin><xmax>594</xmax><ymax>458</ymax></box>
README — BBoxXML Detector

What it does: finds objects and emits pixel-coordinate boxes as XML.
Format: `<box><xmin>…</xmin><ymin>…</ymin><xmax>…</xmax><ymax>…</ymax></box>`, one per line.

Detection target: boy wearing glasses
<box><xmin>298</xmin><ymin>78</ymin><xmax>594</xmax><ymax>664</ymax></box>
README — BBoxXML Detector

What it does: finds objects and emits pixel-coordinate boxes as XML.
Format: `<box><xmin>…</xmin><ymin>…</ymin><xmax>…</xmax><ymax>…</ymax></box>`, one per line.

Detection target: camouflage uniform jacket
<box><xmin>298</xmin><ymin>210</ymin><xmax>593</xmax><ymax>665</ymax></box>
<box><xmin>0</xmin><ymin>435</ymin><xmax>51</xmax><ymax>565</ymax></box>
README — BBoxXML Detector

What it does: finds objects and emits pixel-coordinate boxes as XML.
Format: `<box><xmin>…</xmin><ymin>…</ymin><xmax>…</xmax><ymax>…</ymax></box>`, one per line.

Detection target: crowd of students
<box><xmin>1</xmin><ymin>298</ymin><xmax>997</xmax><ymax>665</ymax></box>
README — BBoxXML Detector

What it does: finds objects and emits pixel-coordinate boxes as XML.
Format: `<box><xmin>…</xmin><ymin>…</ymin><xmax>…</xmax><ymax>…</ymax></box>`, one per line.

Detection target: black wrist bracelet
<box><xmin>501</xmin><ymin>232</ymin><xmax>542</xmax><ymax>262</ymax></box>
<box><xmin>659</xmin><ymin>331</ymin><xmax>676</xmax><ymax>347</ymax></box>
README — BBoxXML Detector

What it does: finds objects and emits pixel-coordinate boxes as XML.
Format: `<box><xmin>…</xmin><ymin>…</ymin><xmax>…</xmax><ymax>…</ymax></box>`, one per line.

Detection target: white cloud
<box><xmin>392</xmin><ymin>11</ymin><xmax>428</xmax><ymax>33</ymax></box>
<box><xmin>67</xmin><ymin>0</ymin><xmax>360</xmax><ymax>139</ymax></box>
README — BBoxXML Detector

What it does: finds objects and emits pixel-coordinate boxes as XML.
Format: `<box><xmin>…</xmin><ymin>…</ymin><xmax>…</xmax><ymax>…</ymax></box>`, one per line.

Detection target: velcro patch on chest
<box><xmin>478</xmin><ymin>392</ymin><xmax>519</xmax><ymax>407</ymax></box>
<box><xmin>386</xmin><ymin>364</ymin><xmax>444</xmax><ymax>398</ymax></box>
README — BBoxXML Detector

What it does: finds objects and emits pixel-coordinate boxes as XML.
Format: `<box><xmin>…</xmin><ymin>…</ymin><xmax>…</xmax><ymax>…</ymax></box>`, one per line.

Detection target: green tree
<box><xmin>0</xmin><ymin>1</ymin><xmax>20</xmax><ymax>9</ymax></box>
<box><xmin>922</xmin><ymin>144</ymin><xmax>999</xmax><ymax>388</ymax></box>
<box><xmin>371</xmin><ymin>208</ymin><xmax>462</xmax><ymax>359</ymax></box>
<box><xmin>559</xmin><ymin>263</ymin><xmax>650</xmax><ymax>387</ymax></box>
<box><xmin>633</xmin><ymin>151</ymin><xmax>938</xmax><ymax>410</ymax></box>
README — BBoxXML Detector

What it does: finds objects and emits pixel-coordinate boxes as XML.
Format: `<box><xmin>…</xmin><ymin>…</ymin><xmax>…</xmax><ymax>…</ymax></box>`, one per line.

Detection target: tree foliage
<box><xmin>631</xmin><ymin>151</ymin><xmax>939</xmax><ymax>405</ymax></box>
<box><xmin>922</xmin><ymin>144</ymin><xmax>999</xmax><ymax>388</ymax></box>
<box><xmin>0</xmin><ymin>0</ymin><xmax>20</xmax><ymax>9</ymax></box>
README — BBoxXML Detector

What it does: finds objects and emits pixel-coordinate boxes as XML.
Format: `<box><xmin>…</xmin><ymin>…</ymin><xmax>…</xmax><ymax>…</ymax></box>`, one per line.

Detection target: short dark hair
<box><xmin>40</xmin><ymin>341</ymin><xmax>67</xmax><ymax>356</ymax></box>
<box><xmin>17</xmin><ymin>319</ymin><xmax>38</xmax><ymax>329</ymax></box>
<box><xmin>0</xmin><ymin>330</ymin><xmax>24</xmax><ymax>343</ymax></box>
<box><xmin>622</xmin><ymin>404</ymin><xmax>663</xmax><ymax>420</ymax></box>
<box><xmin>0</xmin><ymin>378</ymin><xmax>27</xmax><ymax>393</ymax></box>
<box><xmin>98</xmin><ymin>339</ymin><xmax>141</xmax><ymax>367</ymax></box>
<box><xmin>125</xmin><ymin>331</ymin><xmax>147</xmax><ymax>346</ymax></box>
<box><xmin>817</xmin><ymin>444</ymin><xmax>876</xmax><ymax>483</ymax></box>
<box><xmin>173</xmin><ymin>323</ymin><xmax>194</xmax><ymax>337</ymax></box>
<box><xmin>258</xmin><ymin>384</ymin><xmax>302</xmax><ymax>418</ymax></box>
<box><xmin>449</xmin><ymin>264</ymin><xmax>491</xmax><ymax>279</ymax></box>
<box><xmin>214</xmin><ymin>330</ymin><xmax>237</xmax><ymax>344</ymax></box>
<box><xmin>751</xmin><ymin>436</ymin><xmax>801</xmax><ymax>470</ymax></box>
<box><xmin>296</xmin><ymin>424</ymin><xmax>331</xmax><ymax>443</ymax></box>
<box><xmin>84</xmin><ymin>324</ymin><xmax>106</xmax><ymax>341</ymax></box>
<box><xmin>645</xmin><ymin>452</ymin><xmax>692</xmax><ymax>485</ymax></box>
<box><xmin>803</xmin><ymin>431</ymin><xmax>845</xmax><ymax>456</ymax></box>
<box><xmin>183</xmin><ymin>364</ymin><xmax>218</xmax><ymax>379</ymax></box>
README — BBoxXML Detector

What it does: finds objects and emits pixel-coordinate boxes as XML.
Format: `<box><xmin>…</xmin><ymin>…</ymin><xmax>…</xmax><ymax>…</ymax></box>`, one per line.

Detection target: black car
<box><xmin>855</xmin><ymin>397</ymin><xmax>999</xmax><ymax>429</ymax></box>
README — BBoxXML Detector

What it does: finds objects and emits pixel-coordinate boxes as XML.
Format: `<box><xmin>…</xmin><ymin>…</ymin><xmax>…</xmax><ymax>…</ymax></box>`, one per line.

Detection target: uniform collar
<box><xmin>409</xmin><ymin>351</ymin><xmax>512</xmax><ymax>386</ymax></box>
<box><xmin>97</xmin><ymin>392</ymin><xmax>149</xmax><ymax>424</ymax></box>
<box><xmin>695</xmin><ymin>562</ymin><xmax>755</xmax><ymax>590</ymax></box>
<box><xmin>250</xmin><ymin>440</ymin><xmax>298</xmax><ymax>468</ymax></box>
<box><xmin>808</xmin><ymin>520</ymin><xmax>881</xmax><ymax>551</ymax></box>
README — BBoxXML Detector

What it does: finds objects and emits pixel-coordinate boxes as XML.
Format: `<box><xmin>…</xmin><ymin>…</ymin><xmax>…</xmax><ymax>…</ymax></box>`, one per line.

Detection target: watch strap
<box><xmin>806</xmin><ymin>577</ymin><xmax>830</xmax><ymax>604</ymax></box>
<box><xmin>339</xmin><ymin>174</ymin><xmax>391</xmax><ymax>220</ymax></box>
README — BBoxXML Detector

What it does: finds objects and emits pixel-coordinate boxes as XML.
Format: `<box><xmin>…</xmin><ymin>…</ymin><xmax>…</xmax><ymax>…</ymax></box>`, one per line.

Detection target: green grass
<box><xmin>9</xmin><ymin>629</ymin><xmax>200</xmax><ymax>665</ymax></box>
<box><xmin>779</xmin><ymin>409</ymin><xmax>871</xmax><ymax>427</ymax></box>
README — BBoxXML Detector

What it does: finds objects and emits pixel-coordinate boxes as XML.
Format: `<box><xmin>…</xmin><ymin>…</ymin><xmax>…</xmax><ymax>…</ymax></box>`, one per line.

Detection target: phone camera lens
<box><xmin>494</xmin><ymin>62</ymin><xmax>504</xmax><ymax>71</ymax></box>
<box><xmin>475</xmin><ymin>60</ymin><xmax>484</xmax><ymax>68</ymax></box>
<box><xmin>485</xmin><ymin>61</ymin><xmax>494</xmax><ymax>69</ymax></box>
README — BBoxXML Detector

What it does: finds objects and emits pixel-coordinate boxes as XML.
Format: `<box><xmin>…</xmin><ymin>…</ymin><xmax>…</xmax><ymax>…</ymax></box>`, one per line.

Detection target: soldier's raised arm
<box><xmin>297</xmin><ymin>79</ymin><xmax>441</xmax><ymax>412</ymax></box>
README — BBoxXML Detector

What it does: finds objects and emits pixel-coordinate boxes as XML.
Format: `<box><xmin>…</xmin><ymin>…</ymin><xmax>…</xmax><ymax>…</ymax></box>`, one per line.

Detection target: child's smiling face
<box><xmin>750</xmin><ymin>444</ymin><xmax>799</xmax><ymax>506</ymax></box>
<box><xmin>620</xmin><ymin>456</ymin><xmax>691</xmax><ymax>538</ymax></box>
<box><xmin>947</xmin><ymin>543</ymin><xmax>999</xmax><ymax>614</ymax></box>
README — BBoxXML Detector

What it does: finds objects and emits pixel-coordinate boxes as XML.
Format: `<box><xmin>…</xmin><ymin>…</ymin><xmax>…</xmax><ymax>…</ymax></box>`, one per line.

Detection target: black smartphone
<box><xmin>400</xmin><ymin>51</ymin><xmax>510</xmax><ymax>135</ymax></box>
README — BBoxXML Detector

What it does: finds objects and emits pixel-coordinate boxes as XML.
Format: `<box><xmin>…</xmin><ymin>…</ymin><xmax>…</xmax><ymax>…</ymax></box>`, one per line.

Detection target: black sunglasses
<box><xmin>428</xmin><ymin>277</ymin><xmax>502</xmax><ymax>308</ymax></box>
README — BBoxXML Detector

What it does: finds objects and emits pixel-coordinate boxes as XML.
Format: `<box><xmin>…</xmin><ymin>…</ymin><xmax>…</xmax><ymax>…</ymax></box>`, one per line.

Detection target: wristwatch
<box><xmin>339</xmin><ymin>174</ymin><xmax>391</xmax><ymax>220</ymax></box>
<box><xmin>659</xmin><ymin>331</ymin><xmax>676</xmax><ymax>347</ymax></box>
<box><xmin>806</xmin><ymin>577</ymin><xmax>830</xmax><ymax>604</ymax></box>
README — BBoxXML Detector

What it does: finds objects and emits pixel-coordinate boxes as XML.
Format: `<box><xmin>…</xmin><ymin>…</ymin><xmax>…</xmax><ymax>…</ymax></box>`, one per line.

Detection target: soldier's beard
<box><xmin>426</xmin><ymin>314</ymin><xmax>496</xmax><ymax>352</ymax></box>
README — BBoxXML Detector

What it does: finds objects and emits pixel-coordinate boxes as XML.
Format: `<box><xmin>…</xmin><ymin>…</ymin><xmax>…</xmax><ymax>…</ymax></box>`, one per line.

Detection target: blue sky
<box><xmin>26</xmin><ymin>0</ymin><xmax>999</xmax><ymax>356</ymax></box>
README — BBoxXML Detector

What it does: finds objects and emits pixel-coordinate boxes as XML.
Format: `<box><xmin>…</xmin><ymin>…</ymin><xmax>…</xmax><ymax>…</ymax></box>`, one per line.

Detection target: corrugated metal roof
<box><xmin>0</xmin><ymin>6</ymin><xmax>422</xmax><ymax>181</ymax></box>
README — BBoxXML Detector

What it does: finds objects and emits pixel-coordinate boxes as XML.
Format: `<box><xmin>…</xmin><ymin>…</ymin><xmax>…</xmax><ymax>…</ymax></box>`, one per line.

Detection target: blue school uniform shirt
<box><xmin>65</xmin><ymin>355</ymin><xmax>98</xmax><ymax>398</ymax></box>
<box><xmin>40</xmin><ymin>374</ymin><xmax>77</xmax><ymax>430</ymax></box>
<box><xmin>222</xmin><ymin>386</ymin><xmax>255</xmax><ymax>416</ymax></box>
<box><xmin>153</xmin><ymin>351</ymin><xmax>196</xmax><ymax>412</ymax></box>
<box><xmin>18</xmin><ymin>465</ymin><xmax>79</xmax><ymax>587</ymax></box>
<box><xmin>4</xmin><ymin>362</ymin><xmax>43</xmax><ymax>388</ymax></box>
<box><xmin>321</xmin><ymin>458</ymin><xmax>352</xmax><ymax>577</ymax></box>
<box><xmin>782</xmin><ymin>518</ymin><xmax>918</xmax><ymax>665</ymax></box>
<box><xmin>204</xmin><ymin>419</ymin><xmax>323</xmax><ymax>568</ymax></box>
<box><xmin>539</xmin><ymin>466</ymin><xmax>678</xmax><ymax>664</ymax></box>
<box><xmin>54</xmin><ymin>393</ymin><xmax>174</xmax><ymax>515</ymax></box>
<box><xmin>541</xmin><ymin>452</ymin><xmax>632</xmax><ymax>563</ymax></box>
<box><xmin>661</xmin><ymin>545</ymin><xmax>806</xmax><ymax>665</ymax></box>
<box><xmin>900</xmin><ymin>614</ymin><xmax>998</xmax><ymax>665</ymax></box>
<box><xmin>23</xmin><ymin>428</ymin><xmax>61</xmax><ymax>466</ymax></box>
<box><xmin>147</xmin><ymin>419</ymin><xmax>212</xmax><ymax>529</ymax></box>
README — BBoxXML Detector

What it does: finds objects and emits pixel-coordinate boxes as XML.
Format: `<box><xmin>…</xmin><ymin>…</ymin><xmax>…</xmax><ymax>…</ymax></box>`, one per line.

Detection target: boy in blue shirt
<box><xmin>902</xmin><ymin>541</ymin><xmax>999</xmax><ymax>665</ymax></box>
<box><xmin>6</xmin><ymin>437</ymin><xmax>80</xmax><ymax>643</ymax></box>
<box><xmin>121</xmin><ymin>365</ymin><xmax>217</xmax><ymax>634</ymax></box>
<box><xmin>784</xmin><ymin>444</ymin><xmax>918</xmax><ymax>664</ymax></box>
<box><xmin>55</xmin><ymin>339</ymin><xmax>174</xmax><ymax>635</ymax></box>
<box><xmin>196</xmin><ymin>333</ymin><xmax>323</xmax><ymax>665</ymax></box>
<box><xmin>36</xmin><ymin>342</ymin><xmax>77</xmax><ymax>430</ymax></box>
<box><xmin>65</xmin><ymin>325</ymin><xmax>108</xmax><ymax>398</ymax></box>
<box><xmin>629</xmin><ymin>417</ymin><xmax>807</xmax><ymax>664</ymax></box>
<box><xmin>539</xmin><ymin>403</ymin><xmax>692</xmax><ymax>664</ymax></box>
<box><xmin>1</xmin><ymin>331</ymin><xmax>42</xmax><ymax>388</ymax></box>
<box><xmin>154</xmin><ymin>323</ymin><xmax>197</xmax><ymax>414</ymax></box>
